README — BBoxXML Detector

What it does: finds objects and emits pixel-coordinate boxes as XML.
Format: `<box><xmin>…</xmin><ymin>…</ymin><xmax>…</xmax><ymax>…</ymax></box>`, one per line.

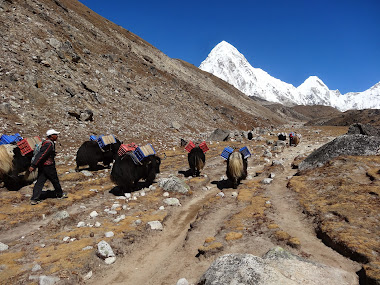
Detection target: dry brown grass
<box><xmin>288</xmin><ymin>155</ymin><xmax>380</xmax><ymax>281</ymax></box>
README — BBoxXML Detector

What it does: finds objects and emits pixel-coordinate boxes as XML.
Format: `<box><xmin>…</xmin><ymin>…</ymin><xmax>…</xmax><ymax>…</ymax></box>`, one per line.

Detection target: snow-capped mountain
<box><xmin>199</xmin><ymin>41</ymin><xmax>380</xmax><ymax>111</ymax></box>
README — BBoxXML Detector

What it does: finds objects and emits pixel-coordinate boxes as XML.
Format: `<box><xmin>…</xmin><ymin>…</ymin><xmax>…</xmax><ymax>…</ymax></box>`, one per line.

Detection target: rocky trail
<box><xmin>0</xmin><ymin>126</ymin><xmax>367</xmax><ymax>284</ymax></box>
<box><xmin>90</xmin><ymin>132</ymin><xmax>361</xmax><ymax>285</ymax></box>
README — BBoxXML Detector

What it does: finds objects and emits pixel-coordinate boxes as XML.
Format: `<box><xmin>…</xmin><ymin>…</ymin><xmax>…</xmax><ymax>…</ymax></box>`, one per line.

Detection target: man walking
<box><xmin>29</xmin><ymin>129</ymin><xmax>67</xmax><ymax>205</ymax></box>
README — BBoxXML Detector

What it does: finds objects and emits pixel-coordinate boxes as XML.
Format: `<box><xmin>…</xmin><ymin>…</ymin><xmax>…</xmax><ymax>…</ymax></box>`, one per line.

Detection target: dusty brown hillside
<box><xmin>0</xmin><ymin>0</ymin><xmax>286</xmax><ymax>150</ymax></box>
<box><xmin>305</xmin><ymin>109</ymin><xmax>380</xmax><ymax>126</ymax></box>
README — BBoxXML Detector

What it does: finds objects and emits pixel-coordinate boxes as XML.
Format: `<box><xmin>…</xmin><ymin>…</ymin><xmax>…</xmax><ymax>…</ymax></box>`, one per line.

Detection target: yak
<box><xmin>110</xmin><ymin>154</ymin><xmax>161</xmax><ymax>194</ymax></box>
<box><xmin>188</xmin><ymin>146</ymin><xmax>205</xmax><ymax>177</ymax></box>
<box><xmin>278</xmin><ymin>133</ymin><xmax>287</xmax><ymax>141</ymax></box>
<box><xmin>292</xmin><ymin>135</ymin><xmax>300</xmax><ymax>146</ymax></box>
<box><xmin>0</xmin><ymin>144</ymin><xmax>37</xmax><ymax>190</ymax></box>
<box><xmin>226</xmin><ymin>151</ymin><xmax>248</xmax><ymax>189</ymax></box>
<box><xmin>75</xmin><ymin>138</ymin><xmax>122</xmax><ymax>171</ymax></box>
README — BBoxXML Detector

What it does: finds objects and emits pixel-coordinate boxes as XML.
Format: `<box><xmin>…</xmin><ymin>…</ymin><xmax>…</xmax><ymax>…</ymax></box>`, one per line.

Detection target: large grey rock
<box><xmin>196</xmin><ymin>247</ymin><xmax>358</xmax><ymax>285</ymax></box>
<box><xmin>347</xmin><ymin>123</ymin><xmax>380</xmax><ymax>137</ymax></box>
<box><xmin>299</xmin><ymin>134</ymin><xmax>380</xmax><ymax>171</ymax></box>
<box><xmin>207</xmin><ymin>128</ymin><xmax>230</xmax><ymax>141</ymax></box>
<box><xmin>159</xmin><ymin>176</ymin><xmax>189</xmax><ymax>194</ymax></box>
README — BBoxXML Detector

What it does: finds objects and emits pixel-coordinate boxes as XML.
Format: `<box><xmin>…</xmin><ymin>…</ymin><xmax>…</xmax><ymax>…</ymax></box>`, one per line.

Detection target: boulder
<box><xmin>299</xmin><ymin>134</ymin><xmax>380</xmax><ymax>171</ymax></box>
<box><xmin>347</xmin><ymin>123</ymin><xmax>380</xmax><ymax>137</ymax></box>
<box><xmin>207</xmin><ymin>128</ymin><xmax>230</xmax><ymax>141</ymax></box>
<box><xmin>196</xmin><ymin>247</ymin><xmax>357</xmax><ymax>285</ymax></box>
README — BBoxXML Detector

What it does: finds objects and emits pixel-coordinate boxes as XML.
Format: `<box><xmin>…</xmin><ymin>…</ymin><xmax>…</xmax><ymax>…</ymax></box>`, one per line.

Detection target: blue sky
<box><xmin>78</xmin><ymin>0</ymin><xmax>379</xmax><ymax>94</ymax></box>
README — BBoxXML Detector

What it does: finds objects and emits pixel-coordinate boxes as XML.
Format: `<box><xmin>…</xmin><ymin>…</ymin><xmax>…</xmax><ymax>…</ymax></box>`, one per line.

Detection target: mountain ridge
<box><xmin>199</xmin><ymin>41</ymin><xmax>380</xmax><ymax>111</ymax></box>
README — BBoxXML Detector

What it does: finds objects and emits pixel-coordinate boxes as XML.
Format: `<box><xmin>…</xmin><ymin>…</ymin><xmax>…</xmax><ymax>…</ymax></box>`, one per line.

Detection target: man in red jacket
<box><xmin>29</xmin><ymin>129</ymin><xmax>68</xmax><ymax>205</ymax></box>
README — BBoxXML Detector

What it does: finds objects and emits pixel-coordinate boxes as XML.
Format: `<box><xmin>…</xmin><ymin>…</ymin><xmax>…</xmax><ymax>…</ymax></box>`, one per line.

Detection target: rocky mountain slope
<box><xmin>0</xmin><ymin>0</ymin><xmax>284</xmax><ymax>149</ymax></box>
<box><xmin>1</xmin><ymin>1</ymin><xmax>379</xmax><ymax>285</ymax></box>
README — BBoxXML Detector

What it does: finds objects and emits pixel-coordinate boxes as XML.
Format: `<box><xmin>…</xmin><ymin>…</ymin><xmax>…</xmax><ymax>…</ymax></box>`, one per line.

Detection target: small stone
<box><xmin>97</xmin><ymin>240</ymin><xmax>115</xmax><ymax>259</ymax></box>
<box><xmin>31</xmin><ymin>264</ymin><xmax>41</xmax><ymax>272</ymax></box>
<box><xmin>82</xmin><ymin>246</ymin><xmax>93</xmax><ymax>251</ymax></box>
<box><xmin>0</xmin><ymin>242</ymin><xmax>9</xmax><ymax>251</ymax></box>
<box><xmin>163</xmin><ymin>198</ymin><xmax>181</xmax><ymax>206</ymax></box>
<box><xmin>147</xmin><ymin>221</ymin><xmax>163</xmax><ymax>230</ymax></box>
<box><xmin>105</xmin><ymin>256</ymin><xmax>116</xmax><ymax>264</ymax></box>
<box><xmin>176</xmin><ymin>278</ymin><xmax>189</xmax><ymax>285</ymax></box>
<box><xmin>83</xmin><ymin>270</ymin><xmax>93</xmax><ymax>281</ymax></box>
<box><xmin>105</xmin><ymin>231</ymin><xmax>114</xmax><ymax>238</ymax></box>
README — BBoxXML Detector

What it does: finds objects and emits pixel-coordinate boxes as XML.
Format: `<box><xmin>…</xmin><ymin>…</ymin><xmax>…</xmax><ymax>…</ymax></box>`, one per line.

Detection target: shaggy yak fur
<box><xmin>0</xmin><ymin>144</ymin><xmax>37</xmax><ymax>190</ymax></box>
<box><xmin>188</xmin><ymin>146</ymin><xmax>205</xmax><ymax>177</ymax></box>
<box><xmin>75</xmin><ymin>139</ymin><xmax>121</xmax><ymax>171</ymax></box>
<box><xmin>110</xmin><ymin>154</ymin><xmax>161</xmax><ymax>193</ymax></box>
<box><xmin>292</xmin><ymin>135</ymin><xmax>300</xmax><ymax>146</ymax></box>
<box><xmin>226</xmin><ymin>151</ymin><xmax>248</xmax><ymax>189</ymax></box>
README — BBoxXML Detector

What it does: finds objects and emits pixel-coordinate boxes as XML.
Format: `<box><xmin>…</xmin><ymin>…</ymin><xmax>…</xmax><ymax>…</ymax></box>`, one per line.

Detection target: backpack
<box><xmin>31</xmin><ymin>140</ymin><xmax>45</xmax><ymax>165</ymax></box>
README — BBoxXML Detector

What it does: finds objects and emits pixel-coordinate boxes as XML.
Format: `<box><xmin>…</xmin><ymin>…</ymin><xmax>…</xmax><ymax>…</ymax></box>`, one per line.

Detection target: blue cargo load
<box><xmin>239</xmin><ymin>146</ymin><xmax>251</xmax><ymax>159</ymax></box>
<box><xmin>221</xmin><ymin>146</ymin><xmax>234</xmax><ymax>160</ymax></box>
<box><xmin>0</xmin><ymin>133</ymin><xmax>23</xmax><ymax>145</ymax></box>
<box><xmin>134</xmin><ymin>144</ymin><xmax>156</xmax><ymax>161</ymax></box>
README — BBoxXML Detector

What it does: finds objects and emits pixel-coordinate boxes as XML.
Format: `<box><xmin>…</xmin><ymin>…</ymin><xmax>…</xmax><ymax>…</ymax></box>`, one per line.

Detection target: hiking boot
<box><xmin>56</xmin><ymin>192</ymin><xmax>68</xmax><ymax>199</ymax></box>
<box><xmin>30</xmin><ymin>200</ymin><xmax>40</xmax><ymax>205</ymax></box>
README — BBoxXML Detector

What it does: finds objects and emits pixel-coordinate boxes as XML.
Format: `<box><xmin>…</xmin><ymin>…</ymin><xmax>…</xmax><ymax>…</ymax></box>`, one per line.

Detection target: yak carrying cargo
<box><xmin>111</xmin><ymin>143</ymin><xmax>160</xmax><ymax>194</ymax></box>
<box><xmin>0</xmin><ymin>136</ymin><xmax>41</xmax><ymax>190</ymax></box>
<box><xmin>184</xmin><ymin>140</ymin><xmax>209</xmax><ymax>177</ymax></box>
<box><xmin>75</xmin><ymin>135</ymin><xmax>121</xmax><ymax>171</ymax></box>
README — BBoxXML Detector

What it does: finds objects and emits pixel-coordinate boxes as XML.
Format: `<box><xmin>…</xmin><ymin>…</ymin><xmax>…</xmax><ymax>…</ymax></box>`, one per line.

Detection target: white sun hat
<box><xmin>46</xmin><ymin>129</ymin><xmax>60</xmax><ymax>137</ymax></box>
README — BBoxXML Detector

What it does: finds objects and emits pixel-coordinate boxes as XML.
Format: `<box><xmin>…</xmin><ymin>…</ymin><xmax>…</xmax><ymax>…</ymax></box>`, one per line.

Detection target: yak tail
<box><xmin>0</xmin><ymin>145</ymin><xmax>16</xmax><ymax>176</ymax></box>
<box><xmin>228</xmin><ymin>152</ymin><xmax>244</xmax><ymax>178</ymax></box>
<box><xmin>195</xmin><ymin>155</ymin><xmax>205</xmax><ymax>171</ymax></box>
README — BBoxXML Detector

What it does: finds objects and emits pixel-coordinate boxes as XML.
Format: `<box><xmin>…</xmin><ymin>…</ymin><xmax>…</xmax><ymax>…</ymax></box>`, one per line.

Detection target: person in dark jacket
<box><xmin>28</xmin><ymin>129</ymin><xmax>67</xmax><ymax>205</ymax></box>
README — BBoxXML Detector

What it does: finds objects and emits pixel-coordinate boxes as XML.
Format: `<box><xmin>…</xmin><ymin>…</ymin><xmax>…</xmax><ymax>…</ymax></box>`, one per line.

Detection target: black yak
<box><xmin>278</xmin><ymin>133</ymin><xmax>287</xmax><ymax>141</ymax></box>
<box><xmin>0</xmin><ymin>144</ymin><xmax>37</xmax><ymax>190</ymax></box>
<box><xmin>226</xmin><ymin>151</ymin><xmax>248</xmax><ymax>189</ymax></box>
<box><xmin>75</xmin><ymin>138</ymin><xmax>121</xmax><ymax>171</ymax></box>
<box><xmin>188</xmin><ymin>146</ymin><xmax>205</xmax><ymax>177</ymax></box>
<box><xmin>110</xmin><ymin>154</ymin><xmax>161</xmax><ymax>193</ymax></box>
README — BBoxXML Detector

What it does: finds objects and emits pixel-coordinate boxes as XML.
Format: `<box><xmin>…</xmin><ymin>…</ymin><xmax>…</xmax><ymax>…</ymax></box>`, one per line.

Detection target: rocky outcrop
<box><xmin>196</xmin><ymin>247</ymin><xmax>358</xmax><ymax>285</ymax></box>
<box><xmin>299</xmin><ymin>134</ymin><xmax>380</xmax><ymax>171</ymax></box>
<box><xmin>347</xmin><ymin>123</ymin><xmax>380</xmax><ymax>136</ymax></box>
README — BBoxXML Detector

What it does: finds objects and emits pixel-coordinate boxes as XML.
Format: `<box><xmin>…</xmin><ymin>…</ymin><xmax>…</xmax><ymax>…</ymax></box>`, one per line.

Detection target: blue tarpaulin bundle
<box><xmin>0</xmin><ymin>133</ymin><xmax>23</xmax><ymax>145</ymax></box>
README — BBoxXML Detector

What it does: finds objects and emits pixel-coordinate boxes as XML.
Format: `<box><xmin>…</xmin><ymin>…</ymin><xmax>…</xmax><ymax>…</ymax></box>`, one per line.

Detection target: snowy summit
<box><xmin>199</xmin><ymin>41</ymin><xmax>380</xmax><ymax>111</ymax></box>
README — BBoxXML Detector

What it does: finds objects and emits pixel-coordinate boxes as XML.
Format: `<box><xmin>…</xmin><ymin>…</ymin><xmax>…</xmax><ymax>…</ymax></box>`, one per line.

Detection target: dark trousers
<box><xmin>31</xmin><ymin>164</ymin><xmax>63</xmax><ymax>200</ymax></box>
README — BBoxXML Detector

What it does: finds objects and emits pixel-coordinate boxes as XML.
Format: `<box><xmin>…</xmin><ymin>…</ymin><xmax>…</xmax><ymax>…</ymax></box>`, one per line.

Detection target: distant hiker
<box><xmin>28</xmin><ymin>129</ymin><xmax>67</xmax><ymax>205</ymax></box>
<box><xmin>289</xmin><ymin>132</ymin><xmax>295</xmax><ymax>146</ymax></box>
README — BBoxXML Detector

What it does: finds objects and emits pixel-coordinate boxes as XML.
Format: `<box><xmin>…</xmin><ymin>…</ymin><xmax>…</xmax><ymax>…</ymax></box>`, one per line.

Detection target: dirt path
<box><xmin>264</xmin><ymin>143</ymin><xmax>360</xmax><ymax>273</ymax></box>
<box><xmin>91</xmin><ymin>137</ymin><xmax>361</xmax><ymax>285</ymax></box>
